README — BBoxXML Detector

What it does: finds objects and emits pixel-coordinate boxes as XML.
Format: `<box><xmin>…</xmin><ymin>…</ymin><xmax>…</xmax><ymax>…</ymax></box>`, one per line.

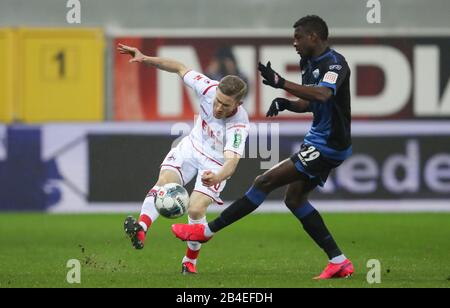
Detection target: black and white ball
<box><xmin>155</xmin><ymin>183</ymin><xmax>189</xmax><ymax>219</ymax></box>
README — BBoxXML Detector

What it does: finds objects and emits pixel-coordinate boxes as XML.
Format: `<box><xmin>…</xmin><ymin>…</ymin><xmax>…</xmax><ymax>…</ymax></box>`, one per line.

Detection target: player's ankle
<box><xmin>138</xmin><ymin>221</ymin><xmax>149</xmax><ymax>232</ymax></box>
<box><xmin>139</xmin><ymin>214</ymin><xmax>153</xmax><ymax>232</ymax></box>
<box><xmin>330</xmin><ymin>255</ymin><xmax>347</xmax><ymax>264</ymax></box>
<box><xmin>182</xmin><ymin>256</ymin><xmax>197</xmax><ymax>265</ymax></box>
<box><xmin>203</xmin><ymin>223</ymin><xmax>214</xmax><ymax>237</ymax></box>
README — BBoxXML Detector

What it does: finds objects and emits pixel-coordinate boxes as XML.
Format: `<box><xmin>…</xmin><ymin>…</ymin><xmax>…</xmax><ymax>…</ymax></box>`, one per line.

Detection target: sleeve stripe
<box><xmin>200</xmin><ymin>105</ymin><xmax>209</xmax><ymax>116</ymax></box>
<box><xmin>227</xmin><ymin>124</ymin><xmax>248</xmax><ymax>130</ymax></box>
<box><xmin>202</xmin><ymin>84</ymin><xmax>219</xmax><ymax>95</ymax></box>
<box><xmin>318</xmin><ymin>81</ymin><xmax>337</xmax><ymax>96</ymax></box>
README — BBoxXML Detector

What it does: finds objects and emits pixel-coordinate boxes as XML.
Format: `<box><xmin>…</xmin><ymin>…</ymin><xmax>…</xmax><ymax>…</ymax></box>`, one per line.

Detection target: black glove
<box><xmin>266</xmin><ymin>98</ymin><xmax>290</xmax><ymax>117</ymax></box>
<box><xmin>258</xmin><ymin>61</ymin><xmax>285</xmax><ymax>89</ymax></box>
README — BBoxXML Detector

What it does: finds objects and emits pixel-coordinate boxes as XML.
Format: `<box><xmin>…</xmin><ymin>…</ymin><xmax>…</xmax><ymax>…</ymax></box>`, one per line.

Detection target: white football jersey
<box><xmin>183</xmin><ymin>70</ymin><xmax>250</xmax><ymax>164</ymax></box>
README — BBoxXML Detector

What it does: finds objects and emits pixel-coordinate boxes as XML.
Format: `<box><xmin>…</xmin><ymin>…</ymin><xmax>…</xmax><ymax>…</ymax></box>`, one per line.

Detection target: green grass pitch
<box><xmin>0</xmin><ymin>212</ymin><xmax>449</xmax><ymax>288</ymax></box>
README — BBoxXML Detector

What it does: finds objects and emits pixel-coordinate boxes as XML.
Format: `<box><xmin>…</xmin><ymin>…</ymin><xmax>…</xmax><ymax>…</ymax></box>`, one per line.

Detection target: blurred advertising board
<box><xmin>0</xmin><ymin>122</ymin><xmax>449</xmax><ymax>212</ymax></box>
<box><xmin>114</xmin><ymin>35</ymin><xmax>450</xmax><ymax>121</ymax></box>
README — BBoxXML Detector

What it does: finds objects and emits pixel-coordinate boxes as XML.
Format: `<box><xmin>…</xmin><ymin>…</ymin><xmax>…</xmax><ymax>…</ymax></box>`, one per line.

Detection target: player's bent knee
<box><xmin>253</xmin><ymin>174</ymin><xmax>274</xmax><ymax>192</ymax></box>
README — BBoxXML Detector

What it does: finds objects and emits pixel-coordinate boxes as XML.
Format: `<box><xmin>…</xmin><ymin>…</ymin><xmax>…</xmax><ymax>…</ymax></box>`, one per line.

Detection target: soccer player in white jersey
<box><xmin>117</xmin><ymin>43</ymin><xmax>250</xmax><ymax>274</ymax></box>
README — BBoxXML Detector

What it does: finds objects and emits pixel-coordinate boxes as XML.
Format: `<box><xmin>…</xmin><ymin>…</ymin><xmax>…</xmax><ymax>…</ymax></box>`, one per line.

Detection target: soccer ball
<box><xmin>154</xmin><ymin>183</ymin><xmax>189</xmax><ymax>219</ymax></box>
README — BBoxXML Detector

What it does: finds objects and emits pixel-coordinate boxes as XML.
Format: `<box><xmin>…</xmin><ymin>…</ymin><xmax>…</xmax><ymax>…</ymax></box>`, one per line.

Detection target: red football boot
<box><xmin>171</xmin><ymin>224</ymin><xmax>212</xmax><ymax>243</ymax></box>
<box><xmin>181</xmin><ymin>262</ymin><xmax>197</xmax><ymax>274</ymax></box>
<box><xmin>314</xmin><ymin>259</ymin><xmax>354</xmax><ymax>280</ymax></box>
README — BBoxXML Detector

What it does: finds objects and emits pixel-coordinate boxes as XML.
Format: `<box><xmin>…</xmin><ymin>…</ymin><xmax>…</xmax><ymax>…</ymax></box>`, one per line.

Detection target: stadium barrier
<box><xmin>0</xmin><ymin>122</ymin><xmax>449</xmax><ymax>213</ymax></box>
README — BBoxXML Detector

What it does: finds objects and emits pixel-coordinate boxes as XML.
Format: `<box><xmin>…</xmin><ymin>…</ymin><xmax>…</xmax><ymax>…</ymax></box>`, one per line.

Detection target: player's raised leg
<box><xmin>172</xmin><ymin>158</ymin><xmax>303</xmax><ymax>242</ymax></box>
<box><xmin>124</xmin><ymin>169</ymin><xmax>181</xmax><ymax>249</ymax></box>
<box><xmin>181</xmin><ymin>191</ymin><xmax>213</xmax><ymax>274</ymax></box>
<box><xmin>284</xmin><ymin>180</ymin><xmax>354</xmax><ymax>279</ymax></box>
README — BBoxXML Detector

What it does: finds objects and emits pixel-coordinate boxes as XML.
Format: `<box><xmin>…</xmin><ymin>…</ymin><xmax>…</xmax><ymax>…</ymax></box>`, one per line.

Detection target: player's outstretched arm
<box><xmin>117</xmin><ymin>43</ymin><xmax>189</xmax><ymax>78</ymax></box>
<box><xmin>258</xmin><ymin>61</ymin><xmax>332</xmax><ymax>102</ymax></box>
<box><xmin>283</xmin><ymin>80</ymin><xmax>332</xmax><ymax>103</ymax></box>
<box><xmin>266</xmin><ymin>98</ymin><xmax>310</xmax><ymax>117</ymax></box>
<box><xmin>201</xmin><ymin>151</ymin><xmax>241</xmax><ymax>187</ymax></box>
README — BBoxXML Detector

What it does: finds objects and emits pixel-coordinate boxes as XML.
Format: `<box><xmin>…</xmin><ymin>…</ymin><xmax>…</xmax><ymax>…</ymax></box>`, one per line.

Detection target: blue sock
<box><xmin>244</xmin><ymin>186</ymin><xmax>267</xmax><ymax>206</ymax></box>
<box><xmin>292</xmin><ymin>201</ymin><xmax>316</xmax><ymax>220</ymax></box>
<box><xmin>208</xmin><ymin>186</ymin><xmax>267</xmax><ymax>233</ymax></box>
<box><xmin>291</xmin><ymin>201</ymin><xmax>343</xmax><ymax>259</ymax></box>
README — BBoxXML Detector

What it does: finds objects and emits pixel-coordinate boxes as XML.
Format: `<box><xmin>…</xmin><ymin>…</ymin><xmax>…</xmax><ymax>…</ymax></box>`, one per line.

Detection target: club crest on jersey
<box><xmin>167</xmin><ymin>153</ymin><xmax>176</xmax><ymax>161</ymax></box>
<box><xmin>312</xmin><ymin>69</ymin><xmax>320</xmax><ymax>79</ymax></box>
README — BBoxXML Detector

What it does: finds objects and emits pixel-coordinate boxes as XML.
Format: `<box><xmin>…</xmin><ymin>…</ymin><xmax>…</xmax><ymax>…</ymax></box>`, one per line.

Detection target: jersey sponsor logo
<box><xmin>329</xmin><ymin>64</ymin><xmax>342</xmax><ymax>70</ymax></box>
<box><xmin>323</xmin><ymin>71</ymin><xmax>339</xmax><ymax>84</ymax></box>
<box><xmin>201</xmin><ymin>120</ymin><xmax>224</xmax><ymax>145</ymax></box>
<box><xmin>233</xmin><ymin>130</ymin><xmax>242</xmax><ymax>149</ymax></box>
<box><xmin>312</xmin><ymin>69</ymin><xmax>320</xmax><ymax>79</ymax></box>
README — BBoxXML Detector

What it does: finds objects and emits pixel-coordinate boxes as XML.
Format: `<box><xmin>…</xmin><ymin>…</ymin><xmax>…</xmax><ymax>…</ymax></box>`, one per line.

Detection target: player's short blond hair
<box><xmin>218</xmin><ymin>75</ymin><xmax>247</xmax><ymax>102</ymax></box>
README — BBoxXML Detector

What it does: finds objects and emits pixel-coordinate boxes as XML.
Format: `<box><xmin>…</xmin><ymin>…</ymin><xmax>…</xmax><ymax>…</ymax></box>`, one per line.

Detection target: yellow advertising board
<box><xmin>18</xmin><ymin>28</ymin><xmax>104</xmax><ymax>122</ymax></box>
<box><xmin>0</xmin><ymin>29</ymin><xmax>14</xmax><ymax>123</ymax></box>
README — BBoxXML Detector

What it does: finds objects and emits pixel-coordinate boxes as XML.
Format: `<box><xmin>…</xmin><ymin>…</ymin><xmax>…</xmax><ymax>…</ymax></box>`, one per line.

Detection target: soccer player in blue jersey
<box><xmin>172</xmin><ymin>15</ymin><xmax>354</xmax><ymax>279</ymax></box>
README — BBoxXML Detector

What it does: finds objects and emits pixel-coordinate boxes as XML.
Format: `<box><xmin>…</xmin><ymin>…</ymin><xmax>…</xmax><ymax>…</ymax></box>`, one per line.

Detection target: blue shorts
<box><xmin>290</xmin><ymin>143</ymin><xmax>342</xmax><ymax>187</ymax></box>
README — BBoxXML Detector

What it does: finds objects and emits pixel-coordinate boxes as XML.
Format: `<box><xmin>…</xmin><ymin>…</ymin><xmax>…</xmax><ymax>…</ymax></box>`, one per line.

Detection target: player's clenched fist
<box><xmin>117</xmin><ymin>43</ymin><xmax>146</xmax><ymax>63</ymax></box>
<box><xmin>201</xmin><ymin>171</ymin><xmax>221</xmax><ymax>187</ymax></box>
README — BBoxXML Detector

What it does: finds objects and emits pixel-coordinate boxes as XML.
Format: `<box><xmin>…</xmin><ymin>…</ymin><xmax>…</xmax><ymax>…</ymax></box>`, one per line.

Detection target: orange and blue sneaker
<box><xmin>181</xmin><ymin>262</ymin><xmax>197</xmax><ymax>274</ymax></box>
<box><xmin>171</xmin><ymin>224</ymin><xmax>212</xmax><ymax>243</ymax></box>
<box><xmin>314</xmin><ymin>259</ymin><xmax>354</xmax><ymax>280</ymax></box>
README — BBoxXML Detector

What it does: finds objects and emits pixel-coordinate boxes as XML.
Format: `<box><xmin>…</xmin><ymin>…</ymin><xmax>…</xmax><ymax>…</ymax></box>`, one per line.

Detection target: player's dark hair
<box><xmin>218</xmin><ymin>75</ymin><xmax>247</xmax><ymax>102</ymax></box>
<box><xmin>293</xmin><ymin>15</ymin><xmax>329</xmax><ymax>41</ymax></box>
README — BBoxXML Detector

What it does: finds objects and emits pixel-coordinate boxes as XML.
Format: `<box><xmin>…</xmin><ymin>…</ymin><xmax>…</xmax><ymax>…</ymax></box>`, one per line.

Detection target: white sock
<box><xmin>330</xmin><ymin>255</ymin><xmax>347</xmax><ymax>264</ymax></box>
<box><xmin>204</xmin><ymin>223</ymin><xmax>214</xmax><ymax>237</ymax></box>
<box><xmin>139</xmin><ymin>186</ymin><xmax>160</xmax><ymax>232</ymax></box>
<box><xmin>182</xmin><ymin>256</ymin><xmax>197</xmax><ymax>265</ymax></box>
<box><xmin>187</xmin><ymin>216</ymin><xmax>207</xmax><ymax>251</ymax></box>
